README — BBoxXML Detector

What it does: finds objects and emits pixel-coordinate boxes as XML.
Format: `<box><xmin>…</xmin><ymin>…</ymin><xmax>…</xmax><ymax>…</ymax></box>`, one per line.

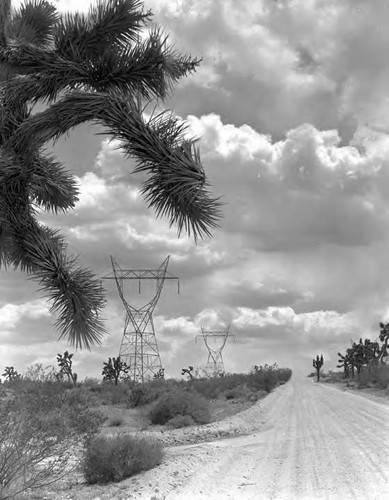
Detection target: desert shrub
<box><xmin>224</xmin><ymin>388</ymin><xmax>239</xmax><ymax>400</ymax></box>
<box><xmin>247</xmin><ymin>364</ymin><xmax>292</xmax><ymax>393</ymax></box>
<box><xmin>322</xmin><ymin>371</ymin><xmax>345</xmax><ymax>383</ymax></box>
<box><xmin>249</xmin><ymin>370</ymin><xmax>276</xmax><ymax>393</ymax></box>
<box><xmin>61</xmin><ymin>388</ymin><xmax>104</xmax><ymax>436</ymax></box>
<box><xmin>276</xmin><ymin>367</ymin><xmax>293</xmax><ymax>382</ymax></box>
<box><xmin>97</xmin><ymin>382</ymin><xmax>131</xmax><ymax>406</ymax></box>
<box><xmin>109</xmin><ymin>384</ymin><xmax>130</xmax><ymax>405</ymax></box>
<box><xmin>187</xmin><ymin>373</ymin><xmax>246</xmax><ymax>399</ymax></box>
<box><xmin>149</xmin><ymin>389</ymin><xmax>211</xmax><ymax>425</ymax></box>
<box><xmin>183</xmin><ymin>367</ymin><xmax>292</xmax><ymax>400</ymax></box>
<box><xmin>127</xmin><ymin>379</ymin><xmax>174</xmax><ymax>408</ymax></box>
<box><xmin>127</xmin><ymin>386</ymin><xmax>147</xmax><ymax>407</ymax></box>
<box><xmin>83</xmin><ymin>378</ymin><xmax>102</xmax><ymax>393</ymax></box>
<box><xmin>24</xmin><ymin>363</ymin><xmax>58</xmax><ymax>383</ymax></box>
<box><xmin>357</xmin><ymin>370</ymin><xmax>370</xmax><ymax>388</ymax></box>
<box><xmin>0</xmin><ymin>382</ymin><xmax>104</xmax><ymax>499</ymax></box>
<box><xmin>373</xmin><ymin>364</ymin><xmax>389</xmax><ymax>389</ymax></box>
<box><xmin>223</xmin><ymin>385</ymin><xmax>257</xmax><ymax>402</ymax></box>
<box><xmin>83</xmin><ymin>434</ymin><xmax>164</xmax><ymax>484</ymax></box>
<box><xmin>108</xmin><ymin>415</ymin><xmax>124</xmax><ymax>427</ymax></box>
<box><xmin>167</xmin><ymin>414</ymin><xmax>195</xmax><ymax>428</ymax></box>
<box><xmin>357</xmin><ymin>364</ymin><xmax>389</xmax><ymax>389</ymax></box>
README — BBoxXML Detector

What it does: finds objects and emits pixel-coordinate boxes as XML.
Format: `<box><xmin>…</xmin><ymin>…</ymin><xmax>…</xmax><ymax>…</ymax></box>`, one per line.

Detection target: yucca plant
<box><xmin>379</xmin><ymin>322</ymin><xmax>389</xmax><ymax>364</ymax></box>
<box><xmin>312</xmin><ymin>354</ymin><xmax>324</xmax><ymax>382</ymax></box>
<box><xmin>0</xmin><ymin>0</ymin><xmax>222</xmax><ymax>349</ymax></box>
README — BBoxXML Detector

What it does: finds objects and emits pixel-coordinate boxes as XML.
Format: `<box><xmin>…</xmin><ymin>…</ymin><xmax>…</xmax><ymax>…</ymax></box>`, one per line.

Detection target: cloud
<box><xmin>185</xmin><ymin>115</ymin><xmax>387</xmax><ymax>251</ymax></box>
<box><xmin>232</xmin><ymin>306</ymin><xmax>355</xmax><ymax>336</ymax></box>
<box><xmin>0</xmin><ymin>301</ymin><xmax>51</xmax><ymax>331</ymax></box>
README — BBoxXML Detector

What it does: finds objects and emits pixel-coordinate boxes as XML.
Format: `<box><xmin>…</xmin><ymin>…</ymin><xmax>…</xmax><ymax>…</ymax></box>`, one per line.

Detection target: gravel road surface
<box><xmin>48</xmin><ymin>375</ymin><xmax>389</xmax><ymax>500</ymax></box>
<box><xmin>155</xmin><ymin>374</ymin><xmax>389</xmax><ymax>500</ymax></box>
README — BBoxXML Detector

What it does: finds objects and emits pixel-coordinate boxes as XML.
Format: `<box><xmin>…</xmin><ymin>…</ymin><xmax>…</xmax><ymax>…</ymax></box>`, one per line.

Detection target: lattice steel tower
<box><xmin>102</xmin><ymin>255</ymin><xmax>179</xmax><ymax>383</ymax></box>
<box><xmin>196</xmin><ymin>325</ymin><xmax>234</xmax><ymax>376</ymax></box>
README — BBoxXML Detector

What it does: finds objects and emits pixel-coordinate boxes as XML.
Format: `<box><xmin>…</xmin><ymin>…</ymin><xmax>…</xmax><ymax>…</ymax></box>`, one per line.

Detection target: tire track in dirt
<box><xmin>165</xmin><ymin>375</ymin><xmax>389</xmax><ymax>500</ymax></box>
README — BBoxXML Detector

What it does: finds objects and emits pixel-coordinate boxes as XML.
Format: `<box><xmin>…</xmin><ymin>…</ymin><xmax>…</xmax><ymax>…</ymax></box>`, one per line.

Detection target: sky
<box><xmin>2</xmin><ymin>0</ymin><xmax>389</xmax><ymax>381</ymax></box>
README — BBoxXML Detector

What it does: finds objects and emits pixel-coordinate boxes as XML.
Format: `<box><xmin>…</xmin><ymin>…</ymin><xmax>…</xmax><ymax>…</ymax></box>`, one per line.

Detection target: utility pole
<box><xmin>196</xmin><ymin>325</ymin><xmax>234</xmax><ymax>376</ymax></box>
<box><xmin>102</xmin><ymin>255</ymin><xmax>179</xmax><ymax>383</ymax></box>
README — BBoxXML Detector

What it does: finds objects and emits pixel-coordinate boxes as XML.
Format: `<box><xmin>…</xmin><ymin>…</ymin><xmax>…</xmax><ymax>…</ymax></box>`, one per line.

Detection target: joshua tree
<box><xmin>102</xmin><ymin>356</ymin><xmax>129</xmax><ymax>385</ymax></box>
<box><xmin>181</xmin><ymin>365</ymin><xmax>194</xmax><ymax>380</ymax></box>
<box><xmin>351</xmin><ymin>339</ymin><xmax>363</xmax><ymax>375</ymax></box>
<box><xmin>0</xmin><ymin>0</ymin><xmax>222</xmax><ymax>349</ymax></box>
<box><xmin>378</xmin><ymin>323</ymin><xmax>389</xmax><ymax>364</ymax></box>
<box><xmin>312</xmin><ymin>355</ymin><xmax>324</xmax><ymax>382</ymax></box>
<box><xmin>2</xmin><ymin>366</ymin><xmax>20</xmax><ymax>381</ymax></box>
<box><xmin>153</xmin><ymin>367</ymin><xmax>165</xmax><ymax>380</ymax></box>
<box><xmin>362</xmin><ymin>338</ymin><xmax>381</xmax><ymax>370</ymax></box>
<box><xmin>337</xmin><ymin>351</ymin><xmax>353</xmax><ymax>379</ymax></box>
<box><xmin>57</xmin><ymin>351</ymin><xmax>77</xmax><ymax>386</ymax></box>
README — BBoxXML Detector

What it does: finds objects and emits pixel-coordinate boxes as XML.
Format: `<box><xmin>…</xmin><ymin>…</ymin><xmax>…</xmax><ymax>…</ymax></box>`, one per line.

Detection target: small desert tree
<box><xmin>102</xmin><ymin>357</ymin><xmax>129</xmax><ymax>385</ymax></box>
<box><xmin>57</xmin><ymin>351</ymin><xmax>77</xmax><ymax>386</ymax></box>
<box><xmin>2</xmin><ymin>366</ymin><xmax>21</xmax><ymax>382</ymax></box>
<box><xmin>337</xmin><ymin>352</ymin><xmax>351</xmax><ymax>379</ymax></box>
<box><xmin>181</xmin><ymin>365</ymin><xmax>194</xmax><ymax>380</ymax></box>
<box><xmin>379</xmin><ymin>322</ymin><xmax>389</xmax><ymax>364</ymax></box>
<box><xmin>312</xmin><ymin>355</ymin><xmax>324</xmax><ymax>382</ymax></box>
<box><xmin>153</xmin><ymin>368</ymin><xmax>165</xmax><ymax>380</ymax></box>
<box><xmin>0</xmin><ymin>384</ymin><xmax>104</xmax><ymax>499</ymax></box>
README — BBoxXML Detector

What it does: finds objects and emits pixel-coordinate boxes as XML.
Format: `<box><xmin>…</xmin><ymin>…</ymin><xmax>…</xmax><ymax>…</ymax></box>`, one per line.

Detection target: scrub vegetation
<box><xmin>0</xmin><ymin>362</ymin><xmax>292</xmax><ymax>493</ymax></box>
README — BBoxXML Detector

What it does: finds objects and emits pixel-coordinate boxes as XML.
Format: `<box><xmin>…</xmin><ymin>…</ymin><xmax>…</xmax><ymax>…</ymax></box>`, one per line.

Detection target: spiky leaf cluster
<box><xmin>0</xmin><ymin>0</ymin><xmax>222</xmax><ymax>349</ymax></box>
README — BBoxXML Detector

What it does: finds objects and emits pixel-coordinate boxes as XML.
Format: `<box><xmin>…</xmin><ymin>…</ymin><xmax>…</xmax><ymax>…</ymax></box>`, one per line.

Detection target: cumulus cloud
<box><xmin>232</xmin><ymin>306</ymin><xmax>355</xmax><ymax>336</ymax></box>
<box><xmin>0</xmin><ymin>301</ymin><xmax>51</xmax><ymax>331</ymax></box>
<box><xmin>145</xmin><ymin>0</ymin><xmax>389</xmax><ymax>141</ymax></box>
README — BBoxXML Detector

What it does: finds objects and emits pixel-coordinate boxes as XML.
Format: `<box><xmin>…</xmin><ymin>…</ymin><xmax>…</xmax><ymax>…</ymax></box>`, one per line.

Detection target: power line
<box><xmin>102</xmin><ymin>255</ymin><xmax>179</xmax><ymax>383</ymax></box>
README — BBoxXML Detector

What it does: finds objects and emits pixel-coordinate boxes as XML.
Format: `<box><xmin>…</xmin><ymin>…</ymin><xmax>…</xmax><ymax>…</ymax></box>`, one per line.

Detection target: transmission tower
<box><xmin>196</xmin><ymin>326</ymin><xmax>234</xmax><ymax>376</ymax></box>
<box><xmin>102</xmin><ymin>255</ymin><xmax>179</xmax><ymax>383</ymax></box>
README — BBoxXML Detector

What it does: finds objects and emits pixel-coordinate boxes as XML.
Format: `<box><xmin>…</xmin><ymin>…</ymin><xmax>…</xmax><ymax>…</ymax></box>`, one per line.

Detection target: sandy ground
<box><xmin>36</xmin><ymin>375</ymin><xmax>389</xmax><ymax>500</ymax></box>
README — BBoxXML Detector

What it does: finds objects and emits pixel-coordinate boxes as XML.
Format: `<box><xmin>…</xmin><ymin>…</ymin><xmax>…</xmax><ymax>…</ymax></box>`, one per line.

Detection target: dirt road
<box><xmin>52</xmin><ymin>375</ymin><xmax>389</xmax><ymax>500</ymax></box>
<box><xmin>158</xmin><ymin>374</ymin><xmax>389</xmax><ymax>500</ymax></box>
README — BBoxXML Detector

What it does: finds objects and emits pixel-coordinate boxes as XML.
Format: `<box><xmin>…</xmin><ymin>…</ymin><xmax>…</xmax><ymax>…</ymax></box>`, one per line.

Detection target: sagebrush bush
<box><xmin>374</xmin><ymin>364</ymin><xmax>389</xmax><ymax>389</ymax></box>
<box><xmin>357</xmin><ymin>364</ymin><xmax>389</xmax><ymax>389</ymax></box>
<box><xmin>248</xmin><ymin>364</ymin><xmax>292</xmax><ymax>393</ymax></box>
<box><xmin>149</xmin><ymin>389</ymin><xmax>211</xmax><ymax>425</ymax></box>
<box><xmin>110</xmin><ymin>384</ymin><xmax>130</xmax><ymax>405</ymax></box>
<box><xmin>357</xmin><ymin>370</ymin><xmax>370</xmax><ymax>388</ymax></box>
<box><xmin>320</xmin><ymin>371</ymin><xmax>345</xmax><ymax>383</ymax></box>
<box><xmin>186</xmin><ymin>366</ymin><xmax>292</xmax><ymax>399</ymax></box>
<box><xmin>0</xmin><ymin>382</ymin><xmax>104</xmax><ymax>499</ymax></box>
<box><xmin>167</xmin><ymin>414</ymin><xmax>195</xmax><ymax>428</ymax></box>
<box><xmin>108</xmin><ymin>415</ymin><xmax>124</xmax><ymax>427</ymax></box>
<box><xmin>83</xmin><ymin>377</ymin><xmax>102</xmax><ymax>392</ymax></box>
<box><xmin>83</xmin><ymin>434</ymin><xmax>164</xmax><ymax>484</ymax></box>
<box><xmin>224</xmin><ymin>388</ymin><xmax>239</xmax><ymax>400</ymax></box>
<box><xmin>127</xmin><ymin>379</ymin><xmax>174</xmax><ymax>408</ymax></box>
